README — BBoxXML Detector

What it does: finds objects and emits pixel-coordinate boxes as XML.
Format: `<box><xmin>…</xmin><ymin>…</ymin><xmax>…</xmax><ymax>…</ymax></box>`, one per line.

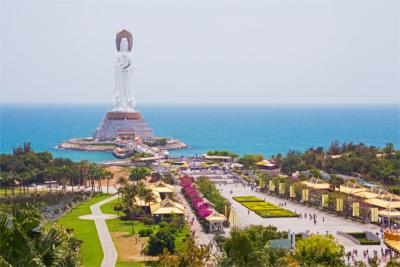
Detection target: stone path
<box><xmin>80</xmin><ymin>194</ymin><xmax>119</xmax><ymax>267</ymax></box>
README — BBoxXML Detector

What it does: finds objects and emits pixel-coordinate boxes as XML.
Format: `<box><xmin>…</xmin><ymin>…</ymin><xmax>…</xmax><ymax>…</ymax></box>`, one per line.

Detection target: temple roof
<box><xmin>301</xmin><ymin>177</ymin><xmax>330</xmax><ymax>189</ymax></box>
<box><xmin>206</xmin><ymin>212</ymin><xmax>226</xmax><ymax>222</ymax></box>
<box><xmin>147</xmin><ymin>181</ymin><xmax>175</xmax><ymax>193</ymax></box>
<box><xmin>339</xmin><ymin>181</ymin><xmax>367</xmax><ymax>194</ymax></box>
<box><xmin>134</xmin><ymin>191</ymin><xmax>161</xmax><ymax>206</ymax></box>
<box><xmin>379</xmin><ymin>209</ymin><xmax>400</xmax><ymax>218</ymax></box>
<box><xmin>150</xmin><ymin>198</ymin><xmax>185</xmax><ymax>215</ymax></box>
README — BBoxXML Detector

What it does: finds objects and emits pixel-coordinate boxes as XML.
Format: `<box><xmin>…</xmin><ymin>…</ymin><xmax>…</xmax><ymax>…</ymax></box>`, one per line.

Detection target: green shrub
<box><xmin>255</xmin><ymin>209</ymin><xmax>298</xmax><ymax>218</ymax></box>
<box><xmin>206</xmin><ymin>150</ymin><xmax>238</xmax><ymax>158</ymax></box>
<box><xmin>358</xmin><ymin>239</ymin><xmax>380</xmax><ymax>245</ymax></box>
<box><xmin>158</xmin><ymin>222</ymin><xmax>169</xmax><ymax>228</ymax></box>
<box><xmin>113</xmin><ymin>204</ymin><xmax>123</xmax><ymax>211</ymax></box>
<box><xmin>143</xmin><ymin>217</ymin><xmax>154</xmax><ymax>225</ymax></box>
<box><xmin>347</xmin><ymin>232</ymin><xmax>366</xmax><ymax>239</ymax></box>
<box><xmin>146</xmin><ymin>228</ymin><xmax>175</xmax><ymax>256</ymax></box>
<box><xmin>138</xmin><ymin>228</ymin><xmax>153</xmax><ymax>237</ymax></box>
<box><xmin>347</xmin><ymin>232</ymin><xmax>380</xmax><ymax>245</ymax></box>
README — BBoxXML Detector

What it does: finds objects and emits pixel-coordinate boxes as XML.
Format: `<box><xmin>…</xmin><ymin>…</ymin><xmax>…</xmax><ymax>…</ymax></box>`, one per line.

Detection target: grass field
<box><xmin>100</xmin><ymin>195</ymin><xmax>121</xmax><ymax>215</ymax></box>
<box><xmin>48</xmin><ymin>194</ymin><xmax>111</xmax><ymax>267</ymax></box>
<box><xmin>234</xmin><ymin>195</ymin><xmax>298</xmax><ymax>218</ymax></box>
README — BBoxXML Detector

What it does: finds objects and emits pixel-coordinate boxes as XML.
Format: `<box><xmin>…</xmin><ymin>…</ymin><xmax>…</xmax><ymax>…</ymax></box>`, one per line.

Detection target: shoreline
<box><xmin>56</xmin><ymin>137</ymin><xmax>188</xmax><ymax>159</ymax></box>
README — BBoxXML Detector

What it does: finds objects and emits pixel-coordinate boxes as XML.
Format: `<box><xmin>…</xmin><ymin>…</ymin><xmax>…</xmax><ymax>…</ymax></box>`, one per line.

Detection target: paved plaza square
<box><xmin>218</xmin><ymin>182</ymin><xmax>389</xmax><ymax>264</ymax></box>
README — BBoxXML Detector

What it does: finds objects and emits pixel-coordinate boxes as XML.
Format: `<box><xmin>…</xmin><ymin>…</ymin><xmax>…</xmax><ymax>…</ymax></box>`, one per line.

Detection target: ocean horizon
<box><xmin>1</xmin><ymin>103</ymin><xmax>399</xmax><ymax>162</ymax></box>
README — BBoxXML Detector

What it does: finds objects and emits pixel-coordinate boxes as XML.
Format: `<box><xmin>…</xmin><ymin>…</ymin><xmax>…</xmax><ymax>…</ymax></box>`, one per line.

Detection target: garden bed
<box><xmin>233</xmin><ymin>196</ymin><xmax>263</xmax><ymax>202</ymax></box>
<box><xmin>234</xmin><ymin>195</ymin><xmax>298</xmax><ymax>218</ymax></box>
<box><xmin>347</xmin><ymin>232</ymin><xmax>381</xmax><ymax>245</ymax></box>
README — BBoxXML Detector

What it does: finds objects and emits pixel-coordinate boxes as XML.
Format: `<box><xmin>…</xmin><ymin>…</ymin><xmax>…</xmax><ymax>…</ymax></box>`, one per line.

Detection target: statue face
<box><xmin>120</xmin><ymin>38</ymin><xmax>129</xmax><ymax>52</ymax></box>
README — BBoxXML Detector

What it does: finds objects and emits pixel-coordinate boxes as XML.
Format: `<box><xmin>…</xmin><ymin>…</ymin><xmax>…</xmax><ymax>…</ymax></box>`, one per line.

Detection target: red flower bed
<box><xmin>180</xmin><ymin>176</ymin><xmax>213</xmax><ymax>219</ymax></box>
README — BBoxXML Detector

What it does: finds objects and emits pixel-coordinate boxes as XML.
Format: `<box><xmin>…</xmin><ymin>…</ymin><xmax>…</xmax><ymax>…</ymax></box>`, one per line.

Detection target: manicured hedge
<box><xmin>254</xmin><ymin>209</ymin><xmax>298</xmax><ymax>218</ymax></box>
<box><xmin>358</xmin><ymin>239</ymin><xmax>380</xmax><ymax>245</ymax></box>
<box><xmin>234</xmin><ymin>195</ymin><xmax>298</xmax><ymax>218</ymax></box>
<box><xmin>347</xmin><ymin>232</ymin><xmax>381</xmax><ymax>245</ymax></box>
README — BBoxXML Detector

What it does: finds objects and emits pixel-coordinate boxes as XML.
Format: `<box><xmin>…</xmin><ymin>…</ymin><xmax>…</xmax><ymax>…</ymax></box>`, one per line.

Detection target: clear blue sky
<box><xmin>0</xmin><ymin>0</ymin><xmax>399</xmax><ymax>104</ymax></box>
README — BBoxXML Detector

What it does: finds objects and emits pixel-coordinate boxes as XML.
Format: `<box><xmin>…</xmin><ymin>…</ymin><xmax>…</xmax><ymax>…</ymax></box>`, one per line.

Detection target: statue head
<box><xmin>116</xmin><ymin>29</ymin><xmax>133</xmax><ymax>52</ymax></box>
<box><xmin>120</xmin><ymin>38</ymin><xmax>129</xmax><ymax>52</ymax></box>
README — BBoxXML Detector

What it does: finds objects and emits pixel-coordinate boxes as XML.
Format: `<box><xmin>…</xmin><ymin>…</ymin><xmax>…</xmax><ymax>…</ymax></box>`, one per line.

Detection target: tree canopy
<box><xmin>293</xmin><ymin>234</ymin><xmax>345</xmax><ymax>267</ymax></box>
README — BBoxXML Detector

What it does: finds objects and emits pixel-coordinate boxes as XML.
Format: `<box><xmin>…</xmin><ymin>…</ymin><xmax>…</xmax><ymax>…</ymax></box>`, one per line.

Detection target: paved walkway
<box><xmin>175</xmin><ymin>185</ymin><xmax>210</xmax><ymax>245</ymax></box>
<box><xmin>174</xmin><ymin>185</ymin><xmax>220</xmax><ymax>256</ymax></box>
<box><xmin>218</xmin><ymin>182</ymin><xmax>389</xmax><ymax>266</ymax></box>
<box><xmin>80</xmin><ymin>195</ymin><xmax>119</xmax><ymax>267</ymax></box>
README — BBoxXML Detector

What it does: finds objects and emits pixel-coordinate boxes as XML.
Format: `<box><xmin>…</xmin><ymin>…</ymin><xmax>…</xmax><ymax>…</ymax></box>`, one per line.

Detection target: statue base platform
<box><xmin>93</xmin><ymin>111</ymin><xmax>153</xmax><ymax>141</ymax></box>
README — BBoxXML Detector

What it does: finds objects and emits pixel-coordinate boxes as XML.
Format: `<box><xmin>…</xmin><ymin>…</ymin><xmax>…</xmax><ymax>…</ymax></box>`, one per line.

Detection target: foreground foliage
<box><xmin>0</xmin><ymin>203</ymin><xmax>80</xmax><ymax>266</ymax></box>
<box><xmin>220</xmin><ymin>225</ymin><xmax>288</xmax><ymax>267</ymax></box>
<box><xmin>159</xmin><ymin>235</ymin><xmax>211</xmax><ymax>267</ymax></box>
<box><xmin>293</xmin><ymin>234</ymin><xmax>345</xmax><ymax>266</ymax></box>
<box><xmin>219</xmin><ymin>225</ymin><xmax>348</xmax><ymax>267</ymax></box>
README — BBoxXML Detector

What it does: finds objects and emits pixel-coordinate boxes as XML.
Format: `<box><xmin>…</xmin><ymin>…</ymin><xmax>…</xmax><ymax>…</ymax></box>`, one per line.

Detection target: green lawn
<box><xmin>100</xmin><ymin>195</ymin><xmax>121</xmax><ymax>215</ymax></box>
<box><xmin>48</xmin><ymin>194</ymin><xmax>111</xmax><ymax>267</ymax></box>
<box><xmin>234</xmin><ymin>195</ymin><xmax>299</xmax><ymax>218</ymax></box>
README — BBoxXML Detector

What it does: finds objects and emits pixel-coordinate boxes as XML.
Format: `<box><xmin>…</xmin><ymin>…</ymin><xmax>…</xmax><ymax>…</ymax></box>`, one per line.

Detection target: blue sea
<box><xmin>0</xmin><ymin>104</ymin><xmax>399</xmax><ymax>162</ymax></box>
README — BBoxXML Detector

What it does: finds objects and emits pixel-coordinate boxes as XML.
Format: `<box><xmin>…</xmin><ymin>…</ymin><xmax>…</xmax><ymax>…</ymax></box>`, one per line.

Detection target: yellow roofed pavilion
<box><xmin>150</xmin><ymin>198</ymin><xmax>185</xmax><ymax>215</ymax></box>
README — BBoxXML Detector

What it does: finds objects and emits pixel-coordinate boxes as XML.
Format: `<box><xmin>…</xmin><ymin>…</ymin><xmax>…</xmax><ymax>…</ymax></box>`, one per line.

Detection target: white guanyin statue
<box><xmin>112</xmin><ymin>30</ymin><xmax>135</xmax><ymax>112</ymax></box>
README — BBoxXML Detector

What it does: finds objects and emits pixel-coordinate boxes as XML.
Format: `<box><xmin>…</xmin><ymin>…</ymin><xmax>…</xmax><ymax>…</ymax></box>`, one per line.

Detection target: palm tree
<box><xmin>44</xmin><ymin>167</ymin><xmax>55</xmax><ymax>193</ymax></box>
<box><xmin>104</xmin><ymin>170</ymin><xmax>113</xmax><ymax>194</ymax></box>
<box><xmin>0</xmin><ymin>172</ymin><xmax>10</xmax><ymax>196</ymax></box>
<box><xmin>129</xmin><ymin>167</ymin><xmax>151</xmax><ymax>185</ymax></box>
<box><xmin>97</xmin><ymin>168</ymin><xmax>106</xmax><ymax>193</ymax></box>
<box><xmin>88</xmin><ymin>164</ymin><xmax>98</xmax><ymax>192</ymax></box>
<box><xmin>0</xmin><ymin>203</ymin><xmax>81</xmax><ymax>266</ymax></box>
<box><xmin>140</xmin><ymin>187</ymin><xmax>156</xmax><ymax>215</ymax></box>
<box><xmin>29</xmin><ymin>168</ymin><xmax>40</xmax><ymax>193</ymax></box>
<box><xmin>123</xmin><ymin>184</ymin><xmax>142</xmax><ymax>234</ymax></box>
<box><xmin>59</xmin><ymin>165</ymin><xmax>73</xmax><ymax>191</ymax></box>
<box><xmin>70</xmin><ymin>166</ymin><xmax>78</xmax><ymax>192</ymax></box>
<box><xmin>7</xmin><ymin>172</ymin><xmax>17</xmax><ymax>196</ymax></box>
